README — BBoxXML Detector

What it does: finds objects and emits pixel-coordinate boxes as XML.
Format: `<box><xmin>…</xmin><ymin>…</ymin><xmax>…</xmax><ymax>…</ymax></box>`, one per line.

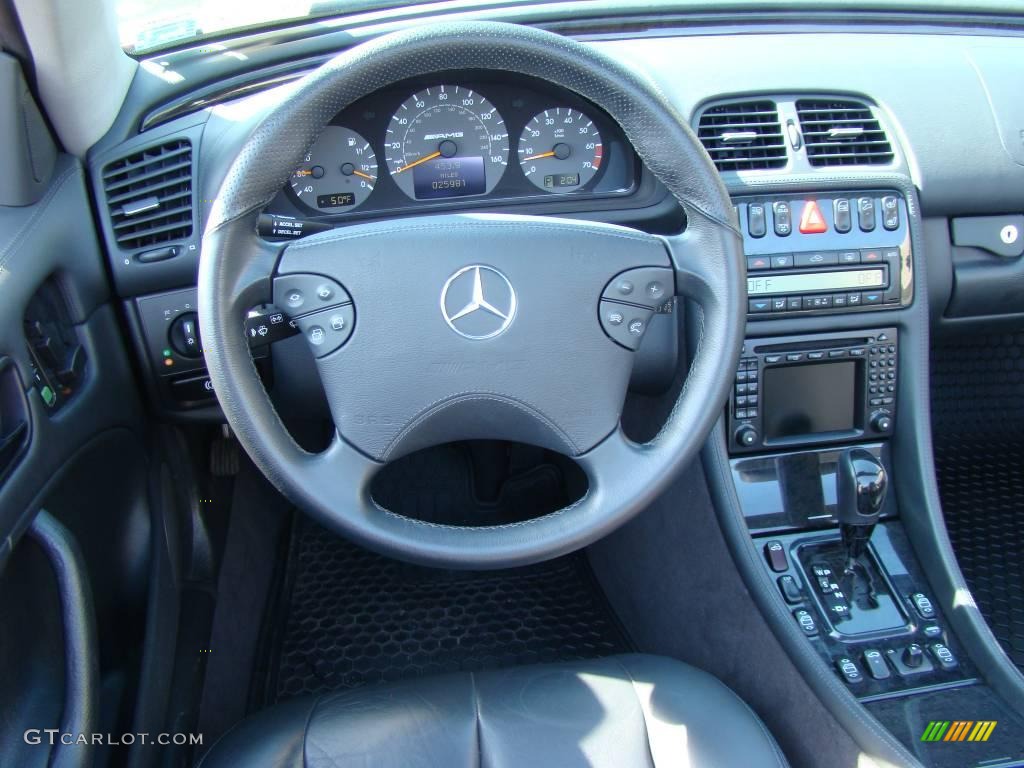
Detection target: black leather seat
<box><xmin>200</xmin><ymin>654</ymin><xmax>787</xmax><ymax>767</ymax></box>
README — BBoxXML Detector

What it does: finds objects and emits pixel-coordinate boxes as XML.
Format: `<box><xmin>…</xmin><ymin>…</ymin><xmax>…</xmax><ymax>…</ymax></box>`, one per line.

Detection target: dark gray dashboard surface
<box><xmin>598</xmin><ymin>32</ymin><xmax>1024</xmax><ymax>215</ymax></box>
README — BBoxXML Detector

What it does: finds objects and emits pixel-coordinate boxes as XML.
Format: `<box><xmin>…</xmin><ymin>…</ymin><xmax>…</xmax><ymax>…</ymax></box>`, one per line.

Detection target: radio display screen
<box><xmin>747</xmin><ymin>269</ymin><xmax>885</xmax><ymax>296</ymax></box>
<box><xmin>763</xmin><ymin>362</ymin><xmax>857</xmax><ymax>439</ymax></box>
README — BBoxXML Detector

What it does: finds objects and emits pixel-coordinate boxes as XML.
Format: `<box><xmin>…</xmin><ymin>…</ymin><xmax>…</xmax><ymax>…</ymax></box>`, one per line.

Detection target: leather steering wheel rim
<box><xmin>199</xmin><ymin>21</ymin><xmax>746</xmax><ymax>569</ymax></box>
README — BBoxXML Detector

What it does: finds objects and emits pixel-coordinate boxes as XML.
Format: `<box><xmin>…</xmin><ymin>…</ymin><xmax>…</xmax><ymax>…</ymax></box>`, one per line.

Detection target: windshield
<box><xmin>117</xmin><ymin>0</ymin><xmax>542</xmax><ymax>53</ymax></box>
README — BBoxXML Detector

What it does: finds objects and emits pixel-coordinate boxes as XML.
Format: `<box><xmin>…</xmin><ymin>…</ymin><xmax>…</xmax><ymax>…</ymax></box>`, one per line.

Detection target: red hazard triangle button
<box><xmin>799</xmin><ymin>200</ymin><xmax>828</xmax><ymax>234</ymax></box>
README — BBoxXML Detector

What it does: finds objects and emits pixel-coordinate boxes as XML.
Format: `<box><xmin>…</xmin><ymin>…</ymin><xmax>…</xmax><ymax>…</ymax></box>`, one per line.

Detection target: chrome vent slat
<box><xmin>796</xmin><ymin>99</ymin><xmax>894</xmax><ymax>167</ymax></box>
<box><xmin>102</xmin><ymin>139</ymin><xmax>193</xmax><ymax>251</ymax></box>
<box><xmin>697</xmin><ymin>100</ymin><xmax>787</xmax><ymax>172</ymax></box>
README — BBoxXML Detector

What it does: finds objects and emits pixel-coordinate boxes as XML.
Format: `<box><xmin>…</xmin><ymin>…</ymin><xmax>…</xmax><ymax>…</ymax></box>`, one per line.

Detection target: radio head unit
<box><xmin>730</xmin><ymin>328</ymin><xmax>897</xmax><ymax>454</ymax></box>
<box><xmin>737</xmin><ymin>192</ymin><xmax>913</xmax><ymax>318</ymax></box>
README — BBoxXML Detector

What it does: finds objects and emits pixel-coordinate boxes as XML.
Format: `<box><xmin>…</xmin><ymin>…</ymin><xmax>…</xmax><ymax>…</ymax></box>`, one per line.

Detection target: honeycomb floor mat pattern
<box><xmin>935</xmin><ymin>439</ymin><xmax>1024</xmax><ymax>673</ymax></box>
<box><xmin>266</xmin><ymin>521</ymin><xmax>632</xmax><ymax>701</ymax></box>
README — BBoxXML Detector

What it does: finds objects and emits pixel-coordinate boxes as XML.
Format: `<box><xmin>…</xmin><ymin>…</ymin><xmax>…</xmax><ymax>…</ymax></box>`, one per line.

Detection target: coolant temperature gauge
<box><xmin>291</xmin><ymin>126</ymin><xmax>377</xmax><ymax>211</ymax></box>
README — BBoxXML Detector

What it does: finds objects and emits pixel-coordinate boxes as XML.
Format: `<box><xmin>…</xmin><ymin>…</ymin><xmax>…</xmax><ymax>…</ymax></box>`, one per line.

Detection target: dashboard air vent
<box><xmin>796</xmin><ymin>99</ymin><xmax>894</xmax><ymax>167</ymax></box>
<box><xmin>102</xmin><ymin>139</ymin><xmax>193</xmax><ymax>251</ymax></box>
<box><xmin>697</xmin><ymin>100</ymin><xmax>787</xmax><ymax>172</ymax></box>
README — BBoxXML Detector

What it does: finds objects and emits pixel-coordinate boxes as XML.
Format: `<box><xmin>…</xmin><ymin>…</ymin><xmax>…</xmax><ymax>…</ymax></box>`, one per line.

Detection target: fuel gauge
<box><xmin>290</xmin><ymin>127</ymin><xmax>377</xmax><ymax>212</ymax></box>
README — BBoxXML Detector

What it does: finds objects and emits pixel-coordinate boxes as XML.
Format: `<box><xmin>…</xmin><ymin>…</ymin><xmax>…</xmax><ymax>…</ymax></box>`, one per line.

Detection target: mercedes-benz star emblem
<box><xmin>440</xmin><ymin>265</ymin><xmax>517</xmax><ymax>340</ymax></box>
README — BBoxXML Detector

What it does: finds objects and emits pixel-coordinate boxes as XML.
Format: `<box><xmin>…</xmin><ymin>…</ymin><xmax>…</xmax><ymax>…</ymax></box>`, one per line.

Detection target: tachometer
<box><xmin>290</xmin><ymin>127</ymin><xmax>377</xmax><ymax>211</ymax></box>
<box><xmin>518</xmin><ymin>108</ymin><xmax>602</xmax><ymax>193</ymax></box>
<box><xmin>385</xmin><ymin>86</ymin><xmax>509</xmax><ymax>200</ymax></box>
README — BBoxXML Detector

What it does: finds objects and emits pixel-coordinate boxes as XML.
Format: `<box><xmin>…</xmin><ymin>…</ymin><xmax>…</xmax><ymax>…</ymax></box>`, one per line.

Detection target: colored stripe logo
<box><xmin>920</xmin><ymin>721</ymin><xmax>997</xmax><ymax>742</ymax></box>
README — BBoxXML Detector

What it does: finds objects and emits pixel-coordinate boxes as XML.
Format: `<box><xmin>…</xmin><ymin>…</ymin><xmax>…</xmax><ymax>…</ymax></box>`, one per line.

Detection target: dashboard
<box><xmin>265</xmin><ymin>74</ymin><xmax>637</xmax><ymax>224</ymax></box>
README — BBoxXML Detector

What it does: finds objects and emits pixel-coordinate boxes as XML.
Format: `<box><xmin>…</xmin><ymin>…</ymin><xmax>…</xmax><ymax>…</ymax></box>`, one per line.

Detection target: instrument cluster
<box><xmin>272</xmin><ymin>74</ymin><xmax>637</xmax><ymax>219</ymax></box>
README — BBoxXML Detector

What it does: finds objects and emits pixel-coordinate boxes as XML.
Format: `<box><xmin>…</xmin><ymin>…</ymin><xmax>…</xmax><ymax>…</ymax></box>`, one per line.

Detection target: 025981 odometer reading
<box><xmin>385</xmin><ymin>86</ymin><xmax>509</xmax><ymax>200</ymax></box>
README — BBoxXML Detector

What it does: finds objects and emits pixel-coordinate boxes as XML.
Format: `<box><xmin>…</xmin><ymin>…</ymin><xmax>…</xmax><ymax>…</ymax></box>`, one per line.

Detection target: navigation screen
<box><xmin>763</xmin><ymin>362</ymin><xmax>857</xmax><ymax>439</ymax></box>
<box><xmin>413</xmin><ymin>157</ymin><xmax>486</xmax><ymax>199</ymax></box>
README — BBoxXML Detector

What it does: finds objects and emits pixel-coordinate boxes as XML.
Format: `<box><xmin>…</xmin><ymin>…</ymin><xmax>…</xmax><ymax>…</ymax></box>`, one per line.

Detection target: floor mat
<box><xmin>932</xmin><ymin>328</ymin><xmax>1024</xmax><ymax>674</ymax></box>
<box><xmin>936</xmin><ymin>439</ymin><xmax>1024</xmax><ymax>673</ymax></box>
<box><xmin>266</xmin><ymin>520</ymin><xmax>632</xmax><ymax>702</ymax></box>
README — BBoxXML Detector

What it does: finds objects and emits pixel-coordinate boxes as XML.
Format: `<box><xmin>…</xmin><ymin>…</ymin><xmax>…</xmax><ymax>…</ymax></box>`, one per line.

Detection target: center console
<box><xmin>729</xmin><ymin>190</ymin><xmax>978</xmax><ymax>702</ymax></box>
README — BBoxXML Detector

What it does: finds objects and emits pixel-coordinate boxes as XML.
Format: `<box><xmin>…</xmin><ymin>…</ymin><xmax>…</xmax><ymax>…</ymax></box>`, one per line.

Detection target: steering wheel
<box><xmin>199</xmin><ymin>21</ymin><xmax>745</xmax><ymax>569</ymax></box>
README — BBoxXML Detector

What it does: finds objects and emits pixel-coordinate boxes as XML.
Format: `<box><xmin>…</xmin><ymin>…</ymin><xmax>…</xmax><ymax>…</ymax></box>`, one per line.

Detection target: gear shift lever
<box><xmin>837</xmin><ymin>448</ymin><xmax>888</xmax><ymax>573</ymax></box>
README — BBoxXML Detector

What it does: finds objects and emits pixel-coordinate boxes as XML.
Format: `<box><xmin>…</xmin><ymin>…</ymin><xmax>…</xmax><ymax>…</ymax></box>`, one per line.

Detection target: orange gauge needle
<box><xmin>522</xmin><ymin>150</ymin><xmax>555</xmax><ymax>161</ymax></box>
<box><xmin>395</xmin><ymin>151</ymin><xmax>441</xmax><ymax>174</ymax></box>
<box><xmin>352</xmin><ymin>170</ymin><xmax>376</xmax><ymax>181</ymax></box>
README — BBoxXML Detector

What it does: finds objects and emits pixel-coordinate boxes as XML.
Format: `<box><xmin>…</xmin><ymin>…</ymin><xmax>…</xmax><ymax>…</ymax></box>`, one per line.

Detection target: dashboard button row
<box><xmin>747</xmin><ymin>248</ymin><xmax>898</xmax><ymax>271</ymax></box>
<box><xmin>749</xmin><ymin>291</ymin><xmax>883</xmax><ymax>314</ymax></box>
<box><xmin>745</xmin><ymin>196</ymin><xmax>900</xmax><ymax>239</ymax></box>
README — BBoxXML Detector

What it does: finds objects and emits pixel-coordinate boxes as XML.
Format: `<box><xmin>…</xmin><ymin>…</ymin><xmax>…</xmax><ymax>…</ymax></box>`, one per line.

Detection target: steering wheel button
<box><xmin>293</xmin><ymin>304</ymin><xmax>356</xmax><ymax>358</ymax></box>
<box><xmin>599</xmin><ymin>299</ymin><xmax>652</xmax><ymax>351</ymax></box>
<box><xmin>274</xmin><ymin>274</ymin><xmax>352</xmax><ymax>317</ymax></box>
<box><xmin>307</xmin><ymin>325</ymin><xmax>327</xmax><ymax>345</ymax></box>
<box><xmin>602</xmin><ymin>267</ymin><xmax>675</xmax><ymax>310</ymax></box>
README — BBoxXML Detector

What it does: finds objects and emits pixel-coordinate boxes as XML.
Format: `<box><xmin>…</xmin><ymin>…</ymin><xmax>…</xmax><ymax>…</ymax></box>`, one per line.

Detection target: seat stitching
<box><xmin>610</xmin><ymin>657</ymin><xmax>657</xmax><ymax>768</ymax></box>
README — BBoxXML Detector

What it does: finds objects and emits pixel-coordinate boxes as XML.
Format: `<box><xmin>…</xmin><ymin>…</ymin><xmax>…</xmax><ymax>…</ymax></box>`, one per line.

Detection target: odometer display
<box><xmin>385</xmin><ymin>86</ymin><xmax>509</xmax><ymax>200</ymax></box>
<box><xmin>518</xmin><ymin>108</ymin><xmax>602</xmax><ymax>193</ymax></box>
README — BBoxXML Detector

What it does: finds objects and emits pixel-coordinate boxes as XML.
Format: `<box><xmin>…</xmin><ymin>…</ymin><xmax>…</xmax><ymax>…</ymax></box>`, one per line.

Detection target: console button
<box><xmin>764</xmin><ymin>540</ymin><xmax>788</xmax><ymax>572</ymax></box>
<box><xmin>886</xmin><ymin>646</ymin><xmax>934</xmax><ymax>677</ymax></box>
<box><xmin>170</xmin><ymin>372</ymin><xmax>216</xmax><ymax>402</ymax></box>
<box><xmin>765</xmin><ymin>355</ymin><xmax>783</xmax><ymax>364</ymax></box>
<box><xmin>771</xmin><ymin>254</ymin><xmax>794</xmax><ymax>269</ymax></box>
<box><xmin>748</xmin><ymin>255</ymin><xmax>771</xmax><ymax>271</ymax></box>
<box><xmin>850</xmin><ymin>347</ymin><xmax>866</xmax><ymax>356</ymax></box>
<box><xmin>803</xmin><ymin>295</ymin><xmax>832</xmax><ymax>310</ymax></box>
<box><xmin>828</xmin><ymin>350</ymin><xmax>847</xmax><ymax>358</ymax></box>
<box><xmin>794</xmin><ymin>609</ymin><xmax>818</xmax><ymax>637</ymax></box>
<box><xmin>807</xmin><ymin>351</ymin><xmax>825</xmax><ymax>360</ymax></box>
<box><xmin>858</xmin><ymin>197</ymin><xmax>876</xmax><ymax>231</ymax></box>
<box><xmin>861</xmin><ymin>249</ymin><xmax>883</xmax><ymax>263</ymax></box>
<box><xmin>930</xmin><ymin>643</ymin><xmax>959</xmax><ymax>671</ymax></box>
<box><xmin>862</xmin><ymin>649</ymin><xmax>891</xmax><ymax>680</ymax></box>
<box><xmin>836</xmin><ymin>657</ymin><xmax>864</xmax><ymax>685</ymax></box>
<box><xmin>838</xmin><ymin>250</ymin><xmax>860</xmax><ymax>264</ymax></box>
<box><xmin>786</xmin><ymin>353</ymin><xmax>803</xmax><ymax>362</ymax></box>
<box><xmin>862</xmin><ymin>291</ymin><xmax>883</xmax><ymax>306</ymax></box>
<box><xmin>786</xmin><ymin>297</ymin><xmax>803</xmax><ymax>311</ymax></box>
<box><xmin>748</xmin><ymin>203</ymin><xmax>767</xmax><ymax>237</ymax></box>
<box><xmin>798</xmin><ymin>200</ymin><xmax>828</xmax><ymax>234</ymax></box>
<box><xmin>833</xmin><ymin>199</ymin><xmax>852</xmax><ymax>233</ymax></box>
<box><xmin>795</xmin><ymin>250</ymin><xmax>838</xmax><ymax>267</ymax></box>
<box><xmin>923</xmin><ymin>624</ymin><xmax>942</xmax><ymax>638</ymax></box>
<box><xmin>778</xmin><ymin>575</ymin><xmax>803</xmax><ymax>604</ymax></box>
<box><xmin>847</xmin><ymin>293</ymin><xmax>863</xmax><ymax>307</ymax></box>
<box><xmin>882</xmin><ymin>196</ymin><xmax>900</xmax><ymax>231</ymax></box>
<box><xmin>770</xmin><ymin>297</ymin><xmax>788</xmax><ymax>312</ymax></box>
<box><xmin>911</xmin><ymin>592</ymin><xmax>936</xmax><ymax>619</ymax></box>
<box><xmin>749</xmin><ymin>298</ymin><xmax>771</xmax><ymax>314</ymax></box>
<box><xmin>773</xmin><ymin>201</ymin><xmax>792</xmax><ymax>236</ymax></box>
<box><xmin>832</xmin><ymin>294</ymin><xmax>848</xmax><ymax>307</ymax></box>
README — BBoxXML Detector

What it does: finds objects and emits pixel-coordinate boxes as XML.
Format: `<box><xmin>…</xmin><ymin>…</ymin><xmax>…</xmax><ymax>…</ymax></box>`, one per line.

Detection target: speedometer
<box><xmin>385</xmin><ymin>86</ymin><xmax>509</xmax><ymax>200</ymax></box>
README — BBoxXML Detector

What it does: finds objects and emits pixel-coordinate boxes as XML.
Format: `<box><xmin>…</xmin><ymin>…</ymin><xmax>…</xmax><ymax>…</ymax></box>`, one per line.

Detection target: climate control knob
<box><xmin>735</xmin><ymin>425</ymin><xmax>759</xmax><ymax>448</ymax></box>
